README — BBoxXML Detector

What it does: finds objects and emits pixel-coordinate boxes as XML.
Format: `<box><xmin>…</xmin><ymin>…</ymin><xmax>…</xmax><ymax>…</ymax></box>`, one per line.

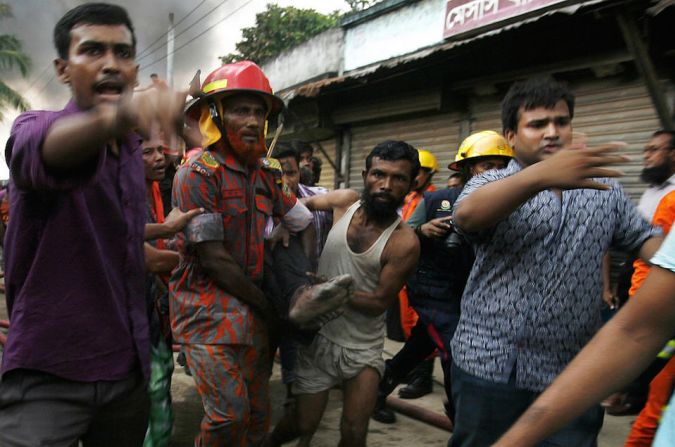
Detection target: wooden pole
<box><xmin>616</xmin><ymin>11</ymin><xmax>674</xmax><ymax>130</ymax></box>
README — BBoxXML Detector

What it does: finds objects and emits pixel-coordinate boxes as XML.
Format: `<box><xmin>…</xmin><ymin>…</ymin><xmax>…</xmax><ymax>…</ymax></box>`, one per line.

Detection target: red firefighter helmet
<box><xmin>185</xmin><ymin>61</ymin><xmax>284</xmax><ymax>121</ymax></box>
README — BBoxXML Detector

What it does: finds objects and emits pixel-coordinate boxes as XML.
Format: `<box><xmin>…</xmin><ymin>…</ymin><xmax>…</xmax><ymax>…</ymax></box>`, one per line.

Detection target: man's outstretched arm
<box><xmin>302</xmin><ymin>189</ymin><xmax>359</xmax><ymax>223</ymax></box>
<box><xmin>494</xmin><ymin>263</ymin><xmax>675</xmax><ymax>447</ymax></box>
<box><xmin>454</xmin><ymin>144</ymin><xmax>626</xmax><ymax>233</ymax></box>
<box><xmin>42</xmin><ymin>88</ymin><xmax>186</xmax><ymax>172</ymax></box>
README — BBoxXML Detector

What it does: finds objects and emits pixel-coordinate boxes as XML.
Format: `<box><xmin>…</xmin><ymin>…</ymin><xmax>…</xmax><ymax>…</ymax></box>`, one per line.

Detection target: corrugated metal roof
<box><xmin>281</xmin><ymin>0</ymin><xmax>610</xmax><ymax>101</ymax></box>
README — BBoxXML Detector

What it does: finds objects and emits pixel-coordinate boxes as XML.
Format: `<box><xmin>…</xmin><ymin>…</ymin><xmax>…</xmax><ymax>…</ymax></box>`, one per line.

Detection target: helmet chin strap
<box><xmin>208</xmin><ymin>97</ymin><xmax>228</xmax><ymax>144</ymax></box>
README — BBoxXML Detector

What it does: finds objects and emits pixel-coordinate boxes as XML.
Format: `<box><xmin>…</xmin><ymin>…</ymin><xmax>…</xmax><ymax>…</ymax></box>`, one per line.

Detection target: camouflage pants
<box><xmin>143</xmin><ymin>341</ymin><xmax>175</xmax><ymax>447</ymax></box>
<box><xmin>183</xmin><ymin>338</ymin><xmax>271</xmax><ymax>447</ymax></box>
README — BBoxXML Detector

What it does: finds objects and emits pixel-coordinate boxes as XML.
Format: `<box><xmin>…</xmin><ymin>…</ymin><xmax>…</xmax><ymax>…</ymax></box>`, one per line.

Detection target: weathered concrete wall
<box><xmin>262</xmin><ymin>27</ymin><xmax>345</xmax><ymax>92</ymax></box>
<box><xmin>343</xmin><ymin>0</ymin><xmax>445</xmax><ymax>72</ymax></box>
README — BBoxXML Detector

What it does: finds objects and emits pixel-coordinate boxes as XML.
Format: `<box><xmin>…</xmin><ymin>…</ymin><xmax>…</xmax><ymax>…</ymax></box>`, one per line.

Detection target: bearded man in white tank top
<box><xmin>272</xmin><ymin>141</ymin><xmax>422</xmax><ymax>447</ymax></box>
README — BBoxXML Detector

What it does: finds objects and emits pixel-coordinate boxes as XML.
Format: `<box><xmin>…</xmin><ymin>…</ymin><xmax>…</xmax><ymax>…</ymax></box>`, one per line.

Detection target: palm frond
<box><xmin>0</xmin><ymin>35</ymin><xmax>22</xmax><ymax>51</ymax></box>
<box><xmin>0</xmin><ymin>4</ymin><xmax>12</xmax><ymax>19</ymax></box>
<box><xmin>0</xmin><ymin>80</ymin><xmax>30</xmax><ymax>122</ymax></box>
<box><xmin>0</xmin><ymin>49</ymin><xmax>31</xmax><ymax>76</ymax></box>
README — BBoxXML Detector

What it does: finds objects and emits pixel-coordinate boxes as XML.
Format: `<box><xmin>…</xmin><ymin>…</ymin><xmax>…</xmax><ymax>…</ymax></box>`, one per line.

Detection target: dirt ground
<box><xmin>0</xmin><ymin>299</ymin><xmax>633</xmax><ymax>446</ymax></box>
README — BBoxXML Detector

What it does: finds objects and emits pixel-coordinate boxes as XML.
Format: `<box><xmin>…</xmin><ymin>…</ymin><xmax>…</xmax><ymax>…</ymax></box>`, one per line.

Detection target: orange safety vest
<box><xmin>629</xmin><ymin>190</ymin><xmax>675</xmax><ymax>297</ymax></box>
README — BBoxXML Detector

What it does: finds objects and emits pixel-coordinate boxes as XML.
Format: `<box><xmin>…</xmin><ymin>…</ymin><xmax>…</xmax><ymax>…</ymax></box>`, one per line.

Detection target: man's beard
<box><xmin>224</xmin><ymin>127</ymin><xmax>266</xmax><ymax>166</ymax></box>
<box><xmin>360</xmin><ymin>189</ymin><xmax>402</xmax><ymax>222</ymax></box>
<box><xmin>300</xmin><ymin>166</ymin><xmax>315</xmax><ymax>186</ymax></box>
<box><xmin>640</xmin><ymin>162</ymin><xmax>671</xmax><ymax>185</ymax></box>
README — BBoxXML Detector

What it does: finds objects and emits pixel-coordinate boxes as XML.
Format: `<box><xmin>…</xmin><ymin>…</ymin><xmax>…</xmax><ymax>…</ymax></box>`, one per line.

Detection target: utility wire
<box><xmin>135</xmin><ymin>0</ymin><xmax>209</xmax><ymax>59</ymax></box>
<box><xmin>24</xmin><ymin>0</ymin><xmax>211</xmax><ymax>99</ymax></box>
<box><xmin>136</xmin><ymin>0</ymin><xmax>231</xmax><ymax>63</ymax></box>
<box><xmin>33</xmin><ymin>73</ymin><xmax>56</xmax><ymax>98</ymax></box>
<box><xmin>141</xmin><ymin>0</ymin><xmax>254</xmax><ymax>71</ymax></box>
<box><xmin>24</xmin><ymin>64</ymin><xmax>52</xmax><ymax>96</ymax></box>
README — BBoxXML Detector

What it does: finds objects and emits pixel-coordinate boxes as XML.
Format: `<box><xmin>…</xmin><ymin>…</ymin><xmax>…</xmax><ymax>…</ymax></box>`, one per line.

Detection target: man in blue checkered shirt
<box><xmin>449</xmin><ymin>77</ymin><xmax>663</xmax><ymax>447</ymax></box>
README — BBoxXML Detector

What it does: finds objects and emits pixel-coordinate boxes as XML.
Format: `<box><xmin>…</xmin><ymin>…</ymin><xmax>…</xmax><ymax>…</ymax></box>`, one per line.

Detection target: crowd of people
<box><xmin>1</xmin><ymin>3</ymin><xmax>675</xmax><ymax>447</ymax></box>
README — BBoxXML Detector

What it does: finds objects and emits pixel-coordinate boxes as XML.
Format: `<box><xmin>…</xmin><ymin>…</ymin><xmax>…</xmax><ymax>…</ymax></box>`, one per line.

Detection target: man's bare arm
<box><xmin>454</xmin><ymin>144</ymin><xmax>627</xmax><ymax>233</ymax></box>
<box><xmin>637</xmin><ymin>236</ymin><xmax>663</xmax><ymax>263</ymax></box>
<box><xmin>144</xmin><ymin>207</ymin><xmax>204</xmax><ymax>240</ymax></box>
<box><xmin>348</xmin><ymin>227</ymin><xmax>420</xmax><ymax>317</ymax></box>
<box><xmin>196</xmin><ymin>241</ymin><xmax>273</xmax><ymax>320</ymax></box>
<box><xmin>494</xmin><ymin>265</ymin><xmax>675</xmax><ymax>447</ymax></box>
<box><xmin>302</xmin><ymin>189</ymin><xmax>359</xmax><ymax>223</ymax></box>
<box><xmin>144</xmin><ymin>243</ymin><xmax>180</xmax><ymax>273</ymax></box>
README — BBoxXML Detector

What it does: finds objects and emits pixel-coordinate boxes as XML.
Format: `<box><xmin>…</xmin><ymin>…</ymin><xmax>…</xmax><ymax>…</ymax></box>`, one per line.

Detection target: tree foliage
<box><xmin>220</xmin><ymin>4</ymin><xmax>339</xmax><ymax>65</ymax></box>
<box><xmin>0</xmin><ymin>3</ymin><xmax>31</xmax><ymax>122</ymax></box>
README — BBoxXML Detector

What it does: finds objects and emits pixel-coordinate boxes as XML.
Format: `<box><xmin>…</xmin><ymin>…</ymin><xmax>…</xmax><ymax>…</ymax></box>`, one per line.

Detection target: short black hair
<box><xmin>448</xmin><ymin>172</ymin><xmax>463</xmax><ymax>179</ymax></box>
<box><xmin>150</xmin><ymin>73</ymin><xmax>158</xmax><ymax>78</ymax></box>
<box><xmin>365</xmin><ymin>140</ymin><xmax>420</xmax><ymax>181</ymax></box>
<box><xmin>652</xmin><ymin>130</ymin><xmax>675</xmax><ymax>150</ymax></box>
<box><xmin>501</xmin><ymin>77</ymin><xmax>575</xmax><ymax>133</ymax></box>
<box><xmin>54</xmin><ymin>3</ymin><xmax>136</xmax><ymax>60</ymax></box>
<box><xmin>272</xmin><ymin>141</ymin><xmax>300</xmax><ymax>164</ymax></box>
<box><xmin>292</xmin><ymin>140</ymin><xmax>314</xmax><ymax>156</ymax></box>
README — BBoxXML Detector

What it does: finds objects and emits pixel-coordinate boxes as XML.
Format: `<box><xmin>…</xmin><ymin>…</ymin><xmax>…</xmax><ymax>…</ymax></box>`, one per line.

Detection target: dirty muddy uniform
<box><xmin>170</xmin><ymin>147</ymin><xmax>308</xmax><ymax>446</ymax></box>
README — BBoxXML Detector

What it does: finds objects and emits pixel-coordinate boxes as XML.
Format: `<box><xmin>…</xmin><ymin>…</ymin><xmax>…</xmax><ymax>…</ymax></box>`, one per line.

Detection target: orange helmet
<box><xmin>185</xmin><ymin>61</ymin><xmax>284</xmax><ymax>121</ymax></box>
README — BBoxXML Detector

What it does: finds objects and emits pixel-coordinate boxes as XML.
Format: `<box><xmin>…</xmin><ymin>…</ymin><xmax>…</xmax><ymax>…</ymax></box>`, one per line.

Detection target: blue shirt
<box><xmin>2</xmin><ymin>100</ymin><xmax>149</xmax><ymax>382</ymax></box>
<box><xmin>452</xmin><ymin>159</ymin><xmax>659</xmax><ymax>391</ymax></box>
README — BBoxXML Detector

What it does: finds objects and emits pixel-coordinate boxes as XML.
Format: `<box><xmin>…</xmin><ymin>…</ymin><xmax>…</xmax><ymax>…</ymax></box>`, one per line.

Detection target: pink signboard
<box><xmin>444</xmin><ymin>0</ymin><xmax>570</xmax><ymax>39</ymax></box>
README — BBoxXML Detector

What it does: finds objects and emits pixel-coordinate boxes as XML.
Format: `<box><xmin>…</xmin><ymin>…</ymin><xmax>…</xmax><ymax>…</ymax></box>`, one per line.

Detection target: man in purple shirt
<box><xmin>0</xmin><ymin>4</ymin><xmax>187</xmax><ymax>446</ymax></box>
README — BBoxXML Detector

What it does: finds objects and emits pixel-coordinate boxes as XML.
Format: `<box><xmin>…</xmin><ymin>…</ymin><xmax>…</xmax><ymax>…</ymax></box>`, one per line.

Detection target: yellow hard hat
<box><xmin>418</xmin><ymin>149</ymin><xmax>439</xmax><ymax>173</ymax></box>
<box><xmin>449</xmin><ymin>131</ymin><xmax>514</xmax><ymax>171</ymax></box>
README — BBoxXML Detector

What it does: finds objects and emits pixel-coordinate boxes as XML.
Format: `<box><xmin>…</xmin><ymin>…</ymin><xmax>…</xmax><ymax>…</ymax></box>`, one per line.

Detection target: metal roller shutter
<box><xmin>469</xmin><ymin>94</ymin><xmax>503</xmax><ymax>136</ymax></box>
<box><xmin>314</xmin><ymin>137</ymin><xmax>337</xmax><ymax>190</ymax></box>
<box><xmin>348</xmin><ymin>112</ymin><xmax>462</xmax><ymax>190</ymax></box>
<box><xmin>571</xmin><ymin>78</ymin><xmax>661</xmax><ymax>202</ymax></box>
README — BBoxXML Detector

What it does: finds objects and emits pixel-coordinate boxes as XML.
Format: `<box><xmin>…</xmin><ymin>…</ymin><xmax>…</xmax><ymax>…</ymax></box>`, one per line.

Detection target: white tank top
<box><xmin>318</xmin><ymin>201</ymin><xmax>401</xmax><ymax>349</ymax></box>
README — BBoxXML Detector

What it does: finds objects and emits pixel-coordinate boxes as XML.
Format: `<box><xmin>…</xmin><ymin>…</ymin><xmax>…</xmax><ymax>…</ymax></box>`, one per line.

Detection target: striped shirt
<box><xmin>298</xmin><ymin>183</ymin><xmax>333</xmax><ymax>257</ymax></box>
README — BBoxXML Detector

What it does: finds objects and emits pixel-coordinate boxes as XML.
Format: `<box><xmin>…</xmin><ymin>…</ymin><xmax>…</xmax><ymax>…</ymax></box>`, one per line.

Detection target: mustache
<box><xmin>370</xmin><ymin>192</ymin><xmax>395</xmax><ymax>201</ymax></box>
<box><xmin>94</xmin><ymin>75</ymin><xmax>124</xmax><ymax>87</ymax></box>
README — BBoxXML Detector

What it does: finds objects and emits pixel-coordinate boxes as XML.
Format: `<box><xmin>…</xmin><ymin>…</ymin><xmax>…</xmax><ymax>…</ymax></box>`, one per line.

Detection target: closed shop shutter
<box><xmin>347</xmin><ymin>112</ymin><xmax>462</xmax><ymax>190</ymax></box>
<box><xmin>571</xmin><ymin>77</ymin><xmax>662</xmax><ymax>202</ymax></box>
<box><xmin>468</xmin><ymin>77</ymin><xmax>662</xmax><ymax>202</ymax></box>
<box><xmin>469</xmin><ymin>94</ymin><xmax>503</xmax><ymax>136</ymax></box>
<box><xmin>314</xmin><ymin>137</ymin><xmax>338</xmax><ymax>190</ymax></box>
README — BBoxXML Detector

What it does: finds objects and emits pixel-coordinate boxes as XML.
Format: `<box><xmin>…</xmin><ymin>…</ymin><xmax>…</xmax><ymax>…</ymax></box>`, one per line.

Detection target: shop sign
<box><xmin>444</xmin><ymin>0</ymin><xmax>570</xmax><ymax>39</ymax></box>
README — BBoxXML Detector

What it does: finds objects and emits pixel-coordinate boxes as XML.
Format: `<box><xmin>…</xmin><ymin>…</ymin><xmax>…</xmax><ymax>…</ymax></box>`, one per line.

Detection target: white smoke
<box><xmin>1</xmin><ymin>0</ymin><xmax>348</xmax><ymax>179</ymax></box>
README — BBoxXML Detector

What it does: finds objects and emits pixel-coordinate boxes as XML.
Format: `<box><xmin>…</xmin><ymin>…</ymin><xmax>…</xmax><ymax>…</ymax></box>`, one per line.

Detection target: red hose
<box><xmin>385</xmin><ymin>396</ymin><xmax>453</xmax><ymax>432</ymax></box>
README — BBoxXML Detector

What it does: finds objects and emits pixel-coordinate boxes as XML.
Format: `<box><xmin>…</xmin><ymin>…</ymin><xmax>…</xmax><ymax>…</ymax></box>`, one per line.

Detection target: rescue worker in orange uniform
<box><xmin>170</xmin><ymin>61</ymin><xmax>313</xmax><ymax>446</ymax></box>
